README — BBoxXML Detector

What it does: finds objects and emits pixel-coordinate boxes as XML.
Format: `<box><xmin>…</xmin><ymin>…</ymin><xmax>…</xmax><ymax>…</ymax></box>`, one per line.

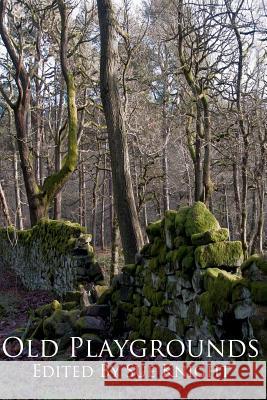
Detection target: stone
<box><xmin>146</xmin><ymin>220</ymin><xmax>162</xmax><ymax>242</ymax></box>
<box><xmin>43</xmin><ymin>310</ymin><xmax>75</xmax><ymax>338</ymax></box>
<box><xmin>76</xmin><ymin>333</ymin><xmax>104</xmax><ymax>358</ymax></box>
<box><xmin>75</xmin><ymin>316</ymin><xmax>106</xmax><ymax>333</ymax></box>
<box><xmin>250</xmin><ymin>281</ymin><xmax>267</xmax><ymax>305</ymax></box>
<box><xmin>195</xmin><ymin>241</ymin><xmax>244</xmax><ymax>269</ymax></box>
<box><xmin>164</xmin><ymin>210</ymin><xmax>177</xmax><ymax>249</ymax></box>
<box><xmin>168</xmin><ymin>315</ymin><xmax>177</xmax><ymax>332</ymax></box>
<box><xmin>192</xmin><ymin>269</ymin><xmax>204</xmax><ymax>293</ymax></box>
<box><xmin>191</xmin><ymin>228</ymin><xmax>229</xmax><ymax>246</ymax></box>
<box><xmin>64</xmin><ymin>291</ymin><xmax>81</xmax><ymax>303</ymax></box>
<box><xmin>164</xmin><ymin>299</ymin><xmax>188</xmax><ymax>319</ymax></box>
<box><xmin>81</xmin><ymin>305</ymin><xmax>110</xmax><ymax>319</ymax></box>
<box><xmin>184</xmin><ymin>202</ymin><xmax>220</xmax><ymax>238</ymax></box>
<box><xmin>232</xmin><ymin>285</ymin><xmax>251</xmax><ymax>303</ymax></box>
<box><xmin>234</xmin><ymin>300</ymin><xmax>255</xmax><ymax>319</ymax></box>
<box><xmin>182</xmin><ymin>289</ymin><xmax>196</xmax><ymax>303</ymax></box>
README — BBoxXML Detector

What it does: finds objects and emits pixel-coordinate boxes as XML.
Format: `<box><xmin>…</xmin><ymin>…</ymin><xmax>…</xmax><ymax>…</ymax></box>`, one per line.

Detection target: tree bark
<box><xmin>0</xmin><ymin>0</ymin><xmax>78</xmax><ymax>226</ymax></box>
<box><xmin>97</xmin><ymin>0</ymin><xmax>144</xmax><ymax>263</ymax></box>
<box><xmin>0</xmin><ymin>182</ymin><xmax>12</xmax><ymax>226</ymax></box>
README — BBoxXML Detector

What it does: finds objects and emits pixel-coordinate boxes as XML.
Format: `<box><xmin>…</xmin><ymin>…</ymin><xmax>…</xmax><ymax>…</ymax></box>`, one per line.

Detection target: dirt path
<box><xmin>0</xmin><ymin>265</ymin><xmax>53</xmax><ymax>359</ymax></box>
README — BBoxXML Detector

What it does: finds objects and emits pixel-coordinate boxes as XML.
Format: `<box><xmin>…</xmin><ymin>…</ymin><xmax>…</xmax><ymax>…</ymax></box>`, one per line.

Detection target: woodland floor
<box><xmin>0</xmin><ymin>264</ymin><xmax>53</xmax><ymax>360</ymax></box>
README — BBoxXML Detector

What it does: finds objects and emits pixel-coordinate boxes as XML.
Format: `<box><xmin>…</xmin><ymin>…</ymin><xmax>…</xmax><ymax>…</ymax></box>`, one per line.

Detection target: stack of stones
<box><xmin>104</xmin><ymin>202</ymin><xmax>266</xmax><ymax>359</ymax></box>
<box><xmin>0</xmin><ymin>219</ymin><xmax>104</xmax><ymax>296</ymax></box>
<box><xmin>241</xmin><ymin>254</ymin><xmax>267</xmax><ymax>358</ymax></box>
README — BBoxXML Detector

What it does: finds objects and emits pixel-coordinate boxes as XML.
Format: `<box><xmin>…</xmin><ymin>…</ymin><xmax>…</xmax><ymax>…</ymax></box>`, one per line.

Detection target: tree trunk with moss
<box><xmin>0</xmin><ymin>0</ymin><xmax>78</xmax><ymax>226</ymax></box>
<box><xmin>97</xmin><ymin>0</ymin><xmax>144</xmax><ymax>263</ymax></box>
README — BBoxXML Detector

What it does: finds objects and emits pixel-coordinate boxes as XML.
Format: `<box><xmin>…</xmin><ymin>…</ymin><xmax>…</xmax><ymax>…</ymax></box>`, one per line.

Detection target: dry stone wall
<box><xmin>104</xmin><ymin>202</ymin><xmax>267</xmax><ymax>359</ymax></box>
<box><xmin>0</xmin><ymin>219</ymin><xmax>104</xmax><ymax>296</ymax></box>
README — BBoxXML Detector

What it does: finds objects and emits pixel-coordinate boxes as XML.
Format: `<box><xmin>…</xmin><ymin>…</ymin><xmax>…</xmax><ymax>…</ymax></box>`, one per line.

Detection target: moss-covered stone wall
<box><xmin>103</xmin><ymin>202</ymin><xmax>267</xmax><ymax>360</ymax></box>
<box><xmin>0</xmin><ymin>219</ymin><xmax>103</xmax><ymax>296</ymax></box>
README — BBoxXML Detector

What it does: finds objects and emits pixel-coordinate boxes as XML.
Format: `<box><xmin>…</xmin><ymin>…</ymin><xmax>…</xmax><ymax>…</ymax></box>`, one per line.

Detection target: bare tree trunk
<box><xmin>97</xmin><ymin>0</ymin><xmax>144</xmax><ymax>263</ymax></box>
<box><xmin>92</xmin><ymin>160</ymin><xmax>100</xmax><ymax>247</ymax></box>
<box><xmin>79</xmin><ymin>152</ymin><xmax>86</xmax><ymax>227</ymax></box>
<box><xmin>162</xmin><ymin>100</ymin><xmax>170</xmax><ymax>211</ymax></box>
<box><xmin>110</xmin><ymin>212</ymin><xmax>120</xmax><ymax>284</ymax></box>
<box><xmin>12</xmin><ymin>146</ymin><xmax>24</xmax><ymax>230</ymax></box>
<box><xmin>100</xmin><ymin>142</ymin><xmax>107</xmax><ymax>250</ymax></box>
<box><xmin>0</xmin><ymin>182</ymin><xmax>12</xmax><ymax>226</ymax></box>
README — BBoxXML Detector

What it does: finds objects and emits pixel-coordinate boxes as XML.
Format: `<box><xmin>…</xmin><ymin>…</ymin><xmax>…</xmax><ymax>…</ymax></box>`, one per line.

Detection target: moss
<box><xmin>199</xmin><ymin>292</ymin><xmax>214</xmax><ymax>319</ymax></box>
<box><xmin>129</xmin><ymin>331</ymin><xmax>140</xmax><ymax>341</ymax></box>
<box><xmin>133</xmin><ymin>293</ymin><xmax>143</xmax><ymax>307</ymax></box>
<box><xmin>95</xmin><ymin>285</ymin><xmax>109</xmax><ymax>298</ymax></box>
<box><xmin>140</xmin><ymin>243</ymin><xmax>151</xmax><ymax>256</ymax></box>
<box><xmin>150</xmin><ymin>237</ymin><xmax>164</xmax><ymax>257</ymax></box>
<box><xmin>122</xmin><ymin>264</ymin><xmax>137</xmax><ymax>275</ymax></box>
<box><xmin>62</xmin><ymin>302</ymin><xmax>78</xmax><ymax>311</ymax></box>
<box><xmin>150</xmin><ymin>306</ymin><xmax>163</xmax><ymax>318</ymax></box>
<box><xmin>173</xmin><ymin>236</ymin><xmax>187</xmax><ymax>248</ymax></box>
<box><xmin>191</xmin><ymin>228</ymin><xmax>229</xmax><ymax>246</ymax></box>
<box><xmin>146</xmin><ymin>220</ymin><xmax>162</xmax><ymax>241</ymax></box>
<box><xmin>184</xmin><ymin>202</ymin><xmax>220</xmax><ymax>237</ymax></box>
<box><xmin>64</xmin><ymin>291</ymin><xmax>81</xmax><ymax>303</ymax></box>
<box><xmin>165</xmin><ymin>210</ymin><xmax>177</xmax><ymax>230</ymax></box>
<box><xmin>182</xmin><ymin>254</ymin><xmax>195</xmax><ymax>274</ymax></box>
<box><xmin>201</xmin><ymin>269</ymin><xmax>243</xmax><ymax>317</ymax></box>
<box><xmin>132</xmin><ymin>307</ymin><xmax>142</xmax><ymax>317</ymax></box>
<box><xmin>141</xmin><ymin>306</ymin><xmax>149</xmax><ymax>316</ymax></box>
<box><xmin>151</xmin><ymin>326</ymin><xmax>179</xmax><ymax>345</ymax></box>
<box><xmin>118</xmin><ymin>302</ymin><xmax>134</xmax><ymax>313</ymax></box>
<box><xmin>195</xmin><ymin>241</ymin><xmax>244</xmax><ymax>269</ymax></box>
<box><xmin>143</xmin><ymin>285</ymin><xmax>164</xmax><ymax>306</ymax></box>
<box><xmin>250</xmin><ymin>282</ymin><xmax>267</xmax><ymax>305</ymax></box>
<box><xmin>241</xmin><ymin>254</ymin><xmax>267</xmax><ymax>274</ymax></box>
<box><xmin>175</xmin><ymin>206</ymin><xmax>190</xmax><ymax>236</ymax></box>
<box><xmin>136</xmin><ymin>265</ymin><xmax>143</xmax><ymax>276</ymax></box>
<box><xmin>111</xmin><ymin>290</ymin><xmax>121</xmax><ymax>304</ymax></box>
<box><xmin>148</xmin><ymin>257</ymin><xmax>159</xmax><ymax>271</ymax></box>
<box><xmin>158</xmin><ymin>245</ymin><xmax>168</xmax><ymax>264</ymax></box>
<box><xmin>140</xmin><ymin>315</ymin><xmax>154</xmax><ymax>339</ymax></box>
<box><xmin>127</xmin><ymin>314</ymin><xmax>139</xmax><ymax>331</ymax></box>
<box><xmin>43</xmin><ymin>310</ymin><xmax>73</xmax><ymax>338</ymax></box>
<box><xmin>35</xmin><ymin>300</ymin><xmax>61</xmax><ymax>318</ymax></box>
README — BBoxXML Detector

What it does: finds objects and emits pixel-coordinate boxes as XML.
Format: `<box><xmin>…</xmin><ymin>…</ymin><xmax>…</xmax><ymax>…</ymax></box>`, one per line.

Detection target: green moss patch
<box><xmin>191</xmin><ymin>228</ymin><xmax>229</xmax><ymax>246</ymax></box>
<box><xmin>184</xmin><ymin>202</ymin><xmax>220</xmax><ymax>238</ymax></box>
<box><xmin>250</xmin><ymin>282</ymin><xmax>267</xmax><ymax>305</ymax></box>
<box><xmin>241</xmin><ymin>254</ymin><xmax>267</xmax><ymax>274</ymax></box>
<box><xmin>195</xmin><ymin>241</ymin><xmax>243</xmax><ymax>269</ymax></box>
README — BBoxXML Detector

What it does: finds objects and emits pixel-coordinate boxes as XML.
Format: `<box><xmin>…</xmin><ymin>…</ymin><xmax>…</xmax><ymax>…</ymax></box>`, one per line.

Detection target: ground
<box><xmin>0</xmin><ymin>265</ymin><xmax>53</xmax><ymax>360</ymax></box>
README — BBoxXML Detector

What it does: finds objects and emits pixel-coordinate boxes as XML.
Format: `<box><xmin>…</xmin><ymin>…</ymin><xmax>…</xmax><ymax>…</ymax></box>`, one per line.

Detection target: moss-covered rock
<box><xmin>143</xmin><ymin>285</ymin><xmax>164</xmax><ymax>306</ymax></box>
<box><xmin>195</xmin><ymin>241</ymin><xmax>244</xmax><ymax>269</ymax></box>
<box><xmin>127</xmin><ymin>314</ymin><xmax>139</xmax><ymax>331</ymax></box>
<box><xmin>184</xmin><ymin>202</ymin><xmax>220</xmax><ymax>238</ymax></box>
<box><xmin>61</xmin><ymin>301</ymin><xmax>78</xmax><ymax>311</ymax></box>
<box><xmin>140</xmin><ymin>315</ymin><xmax>154</xmax><ymax>338</ymax></box>
<box><xmin>122</xmin><ymin>264</ymin><xmax>137</xmax><ymax>275</ymax></box>
<box><xmin>191</xmin><ymin>228</ymin><xmax>229</xmax><ymax>246</ymax></box>
<box><xmin>35</xmin><ymin>300</ymin><xmax>62</xmax><ymax>318</ymax></box>
<box><xmin>43</xmin><ymin>310</ymin><xmax>74</xmax><ymax>338</ymax></box>
<box><xmin>150</xmin><ymin>306</ymin><xmax>164</xmax><ymax>318</ymax></box>
<box><xmin>97</xmin><ymin>288</ymin><xmax>113</xmax><ymax>305</ymax></box>
<box><xmin>250</xmin><ymin>282</ymin><xmax>267</xmax><ymax>305</ymax></box>
<box><xmin>175</xmin><ymin>206</ymin><xmax>190</xmax><ymax>236</ymax></box>
<box><xmin>146</xmin><ymin>220</ymin><xmax>162</xmax><ymax>242</ymax></box>
<box><xmin>118</xmin><ymin>301</ymin><xmax>134</xmax><ymax>313</ymax></box>
<box><xmin>164</xmin><ymin>210</ymin><xmax>177</xmax><ymax>249</ymax></box>
<box><xmin>241</xmin><ymin>255</ymin><xmax>267</xmax><ymax>282</ymax></box>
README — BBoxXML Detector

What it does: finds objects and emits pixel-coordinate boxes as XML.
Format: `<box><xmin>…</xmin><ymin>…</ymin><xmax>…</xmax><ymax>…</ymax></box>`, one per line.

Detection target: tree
<box><xmin>0</xmin><ymin>0</ymin><xmax>78</xmax><ymax>225</ymax></box>
<box><xmin>97</xmin><ymin>0</ymin><xmax>144</xmax><ymax>263</ymax></box>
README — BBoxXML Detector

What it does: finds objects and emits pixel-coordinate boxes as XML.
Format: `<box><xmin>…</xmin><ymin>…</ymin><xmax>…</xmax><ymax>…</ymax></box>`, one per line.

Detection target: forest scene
<box><xmin>0</xmin><ymin>0</ymin><xmax>266</xmax><ymax>379</ymax></box>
